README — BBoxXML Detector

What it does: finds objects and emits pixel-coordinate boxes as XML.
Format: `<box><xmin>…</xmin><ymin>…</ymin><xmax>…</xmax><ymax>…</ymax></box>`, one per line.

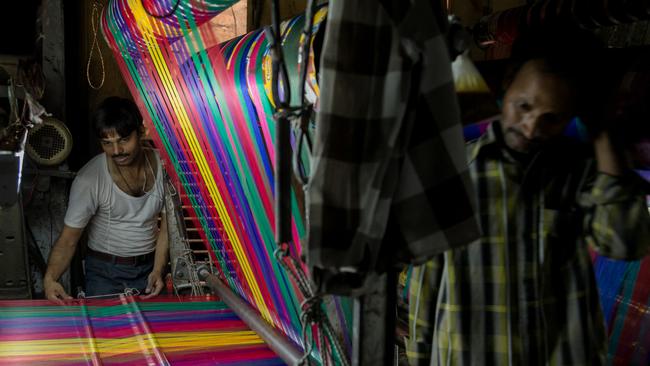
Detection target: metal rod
<box><xmin>198</xmin><ymin>267</ymin><xmax>303</xmax><ymax>365</ymax></box>
<box><xmin>275</xmin><ymin>111</ymin><xmax>293</xmax><ymax>245</ymax></box>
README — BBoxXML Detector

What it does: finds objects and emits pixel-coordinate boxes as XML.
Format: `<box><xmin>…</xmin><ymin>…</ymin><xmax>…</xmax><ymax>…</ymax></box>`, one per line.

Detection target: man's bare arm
<box><xmin>142</xmin><ymin>213</ymin><xmax>169</xmax><ymax>298</ymax></box>
<box><xmin>43</xmin><ymin>225</ymin><xmax>84</xmax><ymax>304</ymax></box>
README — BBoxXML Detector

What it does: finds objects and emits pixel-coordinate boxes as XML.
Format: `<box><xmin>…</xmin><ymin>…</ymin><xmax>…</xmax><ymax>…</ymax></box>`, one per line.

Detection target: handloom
<box><xmin>100</xmin><ymin>0</ymin><xmax>349</xmax><ymax>364</ymax></box>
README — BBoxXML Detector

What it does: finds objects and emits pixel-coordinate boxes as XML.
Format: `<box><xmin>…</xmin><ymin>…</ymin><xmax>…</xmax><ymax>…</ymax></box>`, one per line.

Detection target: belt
<box><xmin>87</xmin><ymin>247</ymin><xmax>155</xmax><ymax>265</ymax></box>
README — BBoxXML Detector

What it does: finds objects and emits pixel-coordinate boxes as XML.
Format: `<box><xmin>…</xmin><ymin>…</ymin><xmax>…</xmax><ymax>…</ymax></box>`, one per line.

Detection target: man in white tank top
<box><xmin>44</xmin><ymin>97</ymin><xmax>168</xmax><ymax>303</ymax></box>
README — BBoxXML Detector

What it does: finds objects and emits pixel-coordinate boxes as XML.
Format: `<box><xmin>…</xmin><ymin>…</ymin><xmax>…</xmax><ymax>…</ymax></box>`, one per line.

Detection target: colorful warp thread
<box><xmin>101</xmin><ymin>1</ymin><xmax>351</xmax><ymax>362</ymax></box>
<box><xmin>0</xmin><ymin>296</ymin><xmax>283</xmax><ymax>365</ymax></box>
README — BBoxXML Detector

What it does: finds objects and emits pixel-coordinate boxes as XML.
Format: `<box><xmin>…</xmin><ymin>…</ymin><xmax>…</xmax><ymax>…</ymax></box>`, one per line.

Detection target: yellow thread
<box><xmin>129</xmin><ymin>0</ymin><xmax>273</xmax><ymax>323</ymax></box>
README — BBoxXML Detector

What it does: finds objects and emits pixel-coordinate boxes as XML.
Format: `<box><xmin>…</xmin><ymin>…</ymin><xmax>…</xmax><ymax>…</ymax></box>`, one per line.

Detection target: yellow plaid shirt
<box><xmin>407</xmin><ymin>122</ymin><xmax>650</xmax><ymax>365</ymax></box>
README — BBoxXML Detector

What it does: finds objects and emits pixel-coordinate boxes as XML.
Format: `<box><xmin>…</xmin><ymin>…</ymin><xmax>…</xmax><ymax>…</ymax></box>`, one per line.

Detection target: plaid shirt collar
<box><xmin>469</xmin><ymin>120</ymin><xmax>509</xmax><ymax>163</ymax></box>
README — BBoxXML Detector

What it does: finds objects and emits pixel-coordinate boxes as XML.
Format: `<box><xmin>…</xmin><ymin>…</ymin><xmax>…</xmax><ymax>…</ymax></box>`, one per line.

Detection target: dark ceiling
<box><xmin>0</xmin><ymin>2</ymin><xmax>40</xmax><ymax>56</ymax></box>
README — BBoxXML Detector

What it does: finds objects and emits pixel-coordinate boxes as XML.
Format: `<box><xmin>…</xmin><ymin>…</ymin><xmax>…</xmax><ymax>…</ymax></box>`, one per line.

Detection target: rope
<box><xmin>86</xmin><ymin>1</ymin><xmax>105</xmax><ymax>90</ymax></box>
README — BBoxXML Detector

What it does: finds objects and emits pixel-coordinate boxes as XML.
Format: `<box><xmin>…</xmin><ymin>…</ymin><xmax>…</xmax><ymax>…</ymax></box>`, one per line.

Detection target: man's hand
<box><xmin>141</xmin><ymin>271</ymin><xmax>165</xmax><ymax>299</ymax></box>
<box><xmin>44</xmin><ymin>278</ymin><xmax>73</xmax><ymax>305</ymax></box>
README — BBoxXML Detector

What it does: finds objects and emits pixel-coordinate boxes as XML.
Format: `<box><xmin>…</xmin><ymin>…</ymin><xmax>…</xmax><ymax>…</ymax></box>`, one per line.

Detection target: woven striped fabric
<box><xmin>0</xmin><ymin>295</ymin><xmax>283</xmax><ymax>365</ymax></box>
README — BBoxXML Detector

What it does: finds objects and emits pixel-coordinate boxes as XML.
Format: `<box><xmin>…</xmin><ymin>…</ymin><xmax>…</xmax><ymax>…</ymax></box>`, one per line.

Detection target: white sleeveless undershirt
<box><xmin>64</xmin><ymin>149</ymin><xmax>165</xmax><ymax>256</ymax></box>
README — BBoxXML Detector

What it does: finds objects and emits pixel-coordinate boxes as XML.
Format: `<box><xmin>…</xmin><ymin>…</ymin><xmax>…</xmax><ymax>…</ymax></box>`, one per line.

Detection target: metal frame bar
<box><xmin>197</xmin><ymin>267</ymin><xmax>303</xmax><ymax>366</ymax></box>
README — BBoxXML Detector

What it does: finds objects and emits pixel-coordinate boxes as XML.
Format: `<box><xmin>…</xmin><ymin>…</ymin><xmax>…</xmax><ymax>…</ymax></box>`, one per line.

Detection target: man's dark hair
<box><xmin>504</xmin><ymin>21</ymin><xmax>609</xmax><ymax>123</ymax></box>
<box><xmin>92</xmin><ymin>97</ymin><xmax>142</xmax><ymax>138</ymax></box>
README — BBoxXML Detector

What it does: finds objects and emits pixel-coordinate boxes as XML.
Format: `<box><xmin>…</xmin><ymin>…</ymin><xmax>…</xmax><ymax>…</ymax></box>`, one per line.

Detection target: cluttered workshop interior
<box><xmin>1</xmin><ymin>1</ymin><xmax>649</xmax><ymax>365</ymax></box>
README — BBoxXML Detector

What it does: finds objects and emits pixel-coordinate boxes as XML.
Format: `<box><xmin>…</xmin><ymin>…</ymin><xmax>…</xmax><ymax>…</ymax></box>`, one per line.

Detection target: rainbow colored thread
<box><xmin>0</xmin><ymin>296</ymin><xmax>283</xmax><ymax>365</ymax></box>
<box><xmin>101</xmin><ymin>0</ymin><xmax>350</xmax><ymax>362</ymax></box>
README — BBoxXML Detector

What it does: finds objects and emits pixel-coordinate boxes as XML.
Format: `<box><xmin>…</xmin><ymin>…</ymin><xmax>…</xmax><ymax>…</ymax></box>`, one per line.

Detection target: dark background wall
<box><xmin>64</xmin><ymin>0</ymin><xmax>132</xmax><ymax>171</ymax></box>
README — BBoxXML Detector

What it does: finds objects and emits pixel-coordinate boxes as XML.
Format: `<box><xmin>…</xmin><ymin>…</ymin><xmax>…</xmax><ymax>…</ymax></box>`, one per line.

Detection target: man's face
<box><xmin>501</xmin><ymin>60</ymin><xmax>576</xmax><ymax>154</ymax></box>
<box><xmin>99</xmin><ymin>129</ymin><xmax>142</xmax><ymax>167</ymax></box>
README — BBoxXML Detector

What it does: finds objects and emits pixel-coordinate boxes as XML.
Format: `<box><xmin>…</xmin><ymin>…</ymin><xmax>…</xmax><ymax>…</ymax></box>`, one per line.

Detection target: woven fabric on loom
<box><xmin>101</xmin><ymin>1</ymin><xmax>351</xmax><ymax>363</ymax></box>
<box><xmin>0</xmin><ymin>295</ymin><xmax>283</xmax><ymax>365</ymax></box>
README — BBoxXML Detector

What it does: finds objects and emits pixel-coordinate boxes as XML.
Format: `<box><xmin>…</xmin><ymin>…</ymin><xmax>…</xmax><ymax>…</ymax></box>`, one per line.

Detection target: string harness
<box><xmin>77</xmin><ymin>287</ymin><xmax>140</xmax><ymax>299</ymax></box>
<box><xmin>266</xmin><ymin>1</ymin><xmax>349</xmax><ymax>365</ymax></box>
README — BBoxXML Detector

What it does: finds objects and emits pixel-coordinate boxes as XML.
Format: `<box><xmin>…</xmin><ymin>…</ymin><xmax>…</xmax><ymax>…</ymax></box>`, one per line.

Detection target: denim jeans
<box><xmin>84</xmin><ymin>255</ymin><xmax>154</xmax><ymax>297</ymax></box>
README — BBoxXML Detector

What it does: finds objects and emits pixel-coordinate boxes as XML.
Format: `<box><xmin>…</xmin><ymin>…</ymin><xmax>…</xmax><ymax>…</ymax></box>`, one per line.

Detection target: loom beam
<box><xmin>198</xmin><ymin>266</ymin><xmax>303</xmax><ymax>365</ymax></box>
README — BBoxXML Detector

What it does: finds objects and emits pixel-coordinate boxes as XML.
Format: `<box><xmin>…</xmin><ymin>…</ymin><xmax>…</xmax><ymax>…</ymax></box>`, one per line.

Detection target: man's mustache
<box><xmin>112</xmin><ymin>154</ymin><xmax>129</xmax><ymax>159</ymax></box>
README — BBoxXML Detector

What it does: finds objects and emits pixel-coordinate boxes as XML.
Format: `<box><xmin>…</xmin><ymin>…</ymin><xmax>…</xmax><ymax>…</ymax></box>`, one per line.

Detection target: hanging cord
<box><xmin>292</xmin><ymin>0</ymin><xmax>318</xmax><ymax>186</ymax></box>
<box><xmin>267</xmin><ymin>0</ymin><xmax>295</xmax><ymax>256</ymax></box>
<box><xmin>142</xmin><ymin>0</ymin><xmax>181</xmax><ymax>19</ymax></box>
<box><xmin>274</xmin><ymin>246</ymin><xmax>350</xmax><ymax>366</ymax></box>
<box><xmin>87</xmin><ymin>1</ymin><xmax>105</xmax><ymax>90</ymax></box>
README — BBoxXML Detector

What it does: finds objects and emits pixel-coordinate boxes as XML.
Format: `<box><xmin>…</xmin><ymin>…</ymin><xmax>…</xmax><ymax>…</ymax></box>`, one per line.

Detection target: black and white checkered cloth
<box><xmin>307</xmin><ymin>0</ymin><xmax>480</xmax><ymax>294</ymax></box>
